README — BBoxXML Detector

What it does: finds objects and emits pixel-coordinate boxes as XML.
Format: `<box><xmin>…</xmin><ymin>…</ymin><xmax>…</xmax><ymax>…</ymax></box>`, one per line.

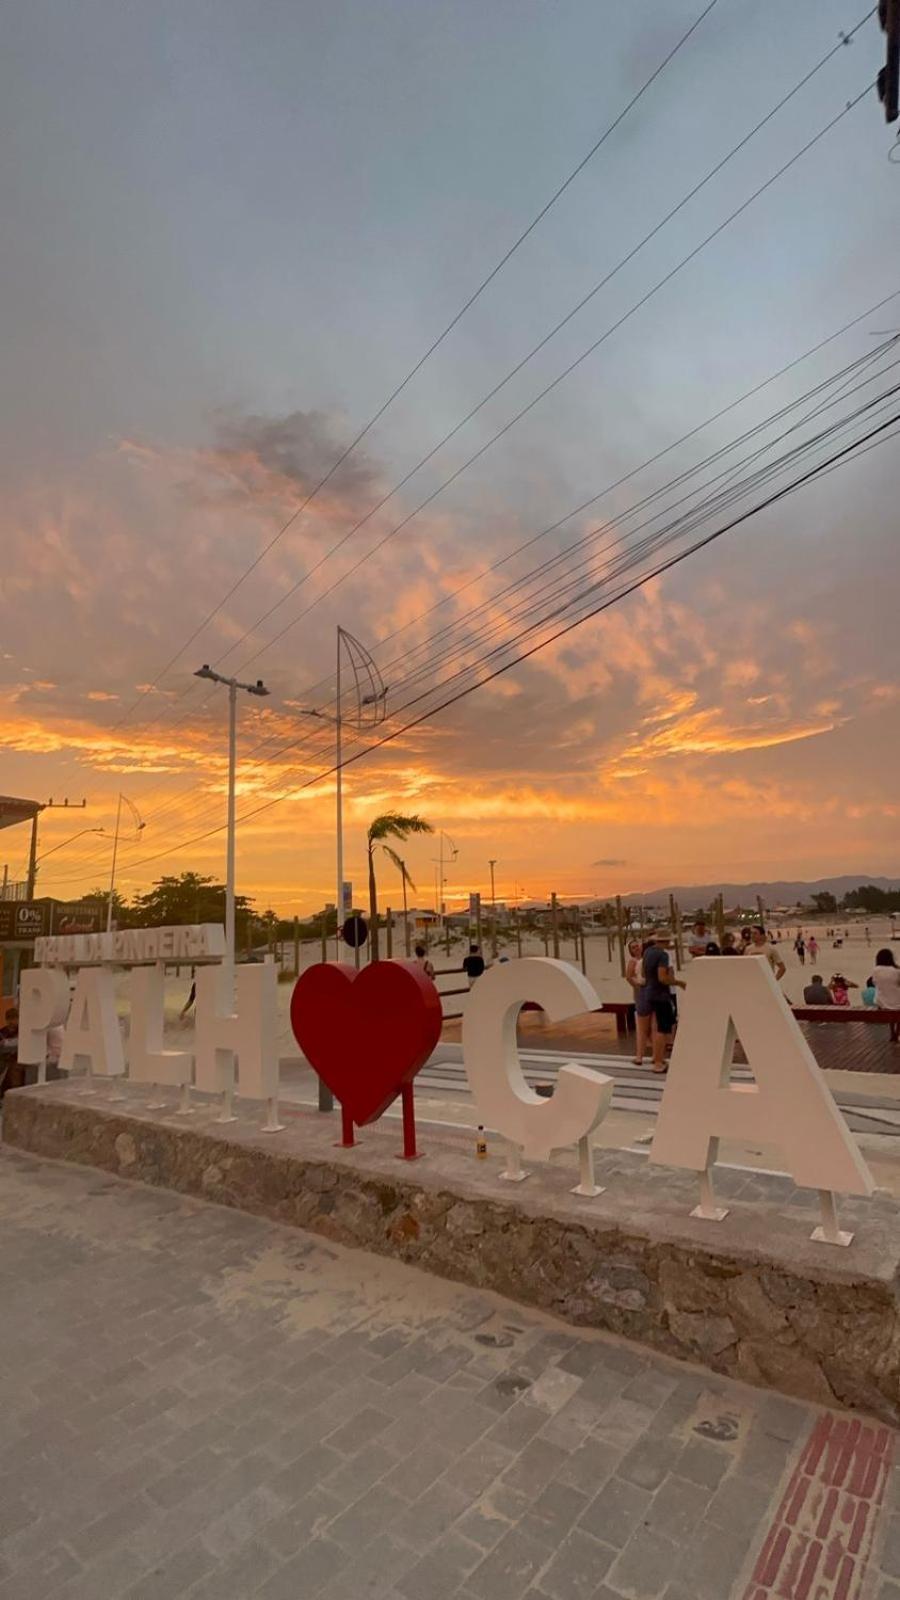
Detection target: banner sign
<box><xmin>0</xmin><ymin>901</ymin><xmax>102</xmax><ymax>942</ymax></box>
<box><xmin>35</xmin><ymin>923</ymin><xmax>225</xmax><ymax>967</ymax></box>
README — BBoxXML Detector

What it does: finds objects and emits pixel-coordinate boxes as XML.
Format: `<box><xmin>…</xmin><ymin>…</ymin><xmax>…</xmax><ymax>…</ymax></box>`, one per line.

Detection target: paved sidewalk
<box><xmin>0</xmin><ymin>1150</ymin><xmax>896</xmax><ymax>1600</ymax></box>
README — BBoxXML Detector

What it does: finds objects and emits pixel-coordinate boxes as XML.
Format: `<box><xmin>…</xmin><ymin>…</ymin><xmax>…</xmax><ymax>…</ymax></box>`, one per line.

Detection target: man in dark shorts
<box><xmin>641</xmin><ymin>934</ymin><xmax>684</xmax><ymax>1073</ymax></box>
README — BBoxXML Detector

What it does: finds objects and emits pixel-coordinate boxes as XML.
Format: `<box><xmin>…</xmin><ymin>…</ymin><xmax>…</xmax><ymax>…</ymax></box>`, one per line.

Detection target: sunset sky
<box><xmin>3</xmin><ymin>0</ymin><xmax>900</xmax><ymax>917</ymax></box>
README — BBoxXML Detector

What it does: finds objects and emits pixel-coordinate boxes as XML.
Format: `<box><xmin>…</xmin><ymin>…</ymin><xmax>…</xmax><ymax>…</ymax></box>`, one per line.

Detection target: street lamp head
<box><xmin>249</xmin><ymin>679</ymin><xmax>270</xmax><ymax>697</ymax></box>
<box><xmin>194</xmin><ymin>664</ymin><xmax>214</xmax><ymax>681</ymax></box>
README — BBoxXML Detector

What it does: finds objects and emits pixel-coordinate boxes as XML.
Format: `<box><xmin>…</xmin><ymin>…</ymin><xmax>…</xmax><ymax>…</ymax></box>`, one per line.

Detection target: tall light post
<box><xmin>432</xmin><ymin>832</ymin><xmax>458</xmax><ymax>930</ymax></box>
<box><xmin>297</xmin><ymin>627</ymin><xmax>387</xmax><ymax>959</ymax></box>
<box><xmin>194</xmin><ymin>666</ymin><xmax>270</xmax><ymax>966</ymax></box>
<box><xmin>488</xmin><ymin>858</ymin><xmax>498</xmax><ymax>957</ymax></box>
<box><xmin>107</xmin><ymin>794</ymin><xmax>145</xmax><ymax>931</ymax></box>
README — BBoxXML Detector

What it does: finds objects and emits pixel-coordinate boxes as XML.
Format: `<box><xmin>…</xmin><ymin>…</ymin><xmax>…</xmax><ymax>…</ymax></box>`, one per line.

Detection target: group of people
<box><xmin>626</xmin><ymin>922</ymin><xmax>788</xmax><ymax>1073</ymax></box>
<box><xmin>803</xmin><ymin>948</ymin><xmax>900</xmax><ymax>1040</ymax></box>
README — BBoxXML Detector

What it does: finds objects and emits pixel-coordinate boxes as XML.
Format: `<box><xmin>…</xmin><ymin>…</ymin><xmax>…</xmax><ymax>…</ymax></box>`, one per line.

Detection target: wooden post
<box><xmin>605</xmin><ymin>904</ymin><xmax>614</xmax><ymax>961</ymax></box>
<box><xmin>386</xmin><ymin>907</ymin><xmax>393</xmax><ymax>958</ymax></box>
<box><xmin>576</xmin><ymin>908</ymin><xmax>587</xmax><ymax>976</ymax></box>
<box><xmin>614</xmin><ymin>895</ymin><xmax>626</xmax><ymax>977</ymax></box>
<box><xmin>445</xmin><ymin>914</ymin><xmax>451</xmax><ymax>957</ymax></box>
<box><xmin>542</xmin><ymin>922</ymin><xmax>549</xmax><ymax>956</ymax></box>
<box><xmin>756</xmin><ymin>893</ymin><xmax>766</xmax><ymax>925</ymax></box>
<box><xmin>320</xmin><ymin>923</ymin><xmax>327</xmax><ymax>962</ymax></box>
<box><xmin>551</xmin><ymin>893</ymin><xmax>560</xmax><ymax>959</ymax></box>
<box><xmin>475</xmin><ymin>898</ymin><xmax>482</xmax><ymax>953</ymax></box>
<box><xmin>514</xmin><ymin>906</ymin><xmax>522</xmax><ymax>958</ymax></box>
<box><xmin>716</xmin><ymin>893</ymin><xmax>726</xmax><ymax>945</ymax></box>
<box><xmin>293</xmin><ymin>914</ymin><xmax>300</xmax><ymax>974</ymax></box>
<box><xmin>669</xmin><ymin>894</ymin><xmax>683</xmax><ymax>969</ymax></box>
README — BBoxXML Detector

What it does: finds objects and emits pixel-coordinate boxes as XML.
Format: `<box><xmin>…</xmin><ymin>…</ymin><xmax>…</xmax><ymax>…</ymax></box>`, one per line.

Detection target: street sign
<box><xmin>341</xmin><ymin>913</ymin><xmax>368</xmax><ymax>949</ymax></box>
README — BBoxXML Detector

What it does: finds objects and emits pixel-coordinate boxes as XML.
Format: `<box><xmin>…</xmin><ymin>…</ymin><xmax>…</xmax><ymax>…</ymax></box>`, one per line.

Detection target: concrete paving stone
<box><xmin>325</xmin><ymin>1406</ymin><xmax>394</xmax><ymax>1456</ymax></box>
<box><xmin>594</xmin><ymin>1399</ymin><xmax>658</xmax><ymax>1451</ymax></box>
<box><xmin>532</xmin><ymin>1527</ymin><xmax>616</xmax><ymax>1600</ymax></box>
<box><xmin>578</xmin><ymin>1475</ymin><xmax>651</xmax><ymax>1549</ymax></box>
<box><xmin>754</xmin><ymin>1395</ymin><xmax>811</xmax><ymax>1443</ymax></box>
<box><xmin>145</xmin><ymin>1446</ymin><xmax>228</xmax><ymax>1508</ymax></box>
<box><xmin>121</xmin><ymin>1541</ymin><xmax>217</xmax><ymax>1599</ymax></box>
<box><xmin>324</xmin><ymin>1442</ymin><xmax>400</xmax><ymax>1504</ymax></box>
<box><xmin>622</xmin><ymin>1370</ymin><xmax>679</xmax><ymax>1412</ymax></box>
<box><xmin>705</xmin><ymin>1472</ymin><xmax>775</xmax><ymax>1539</ymax></box>
<box><xmin>465</xmin><ymin>1525</ymin><xmax>551</xmax><ymax>1600</ymax></box>
<box><xmin>255</xmin><ymin>1536</ymin><xmax>350</xmax><ymax>1598</ymax></box>
<box><xmin>641</xmin><ymin>1475</ymin><xmax>710</xmax><ymax>1544</ymax></box>
<box><xmin>520</xmin><ymin>1480</ymin><xmax>591</xmax><ymax>1548</ymax></box>
<box><xmin>607</xmin><ymin>1527</ymin><xmax>681</xmax><ymax>1600</ymax></box>
<box><xmin>156</xmin><ymin>1413</ymin><xmax>237</xmax><ymax>1465</ymax></box>
<box><xmin>876</xmin><ymin>1583</ymin><xmax>900</xmax><ymax>1600</ymax></box>
<box><xmin>67</xmin><ymin>1494</ymin><xmax>152</xmax><ymax>1562</ymax></box>
<box><xmin>383</xmin><ymin>1443</ymin><xmax>457</xmax><ymax>1501</ymax></box>
<box><xmin>263</xmin><ymin>1486</ymin><xmax>345</xmax><ymax>1559</ymax></box>
<box><xmin>201</xmin><ymin>1482</ymin><xmax>289</xmax><ymax>1559</ymax></box>
<box><xmin>53</xmin><ymin>1539</ymin><xmax>149</xmax><ymax>1600</ymax></box>
<box><xmin>186</xmin><ymin>1535</ymin><xmax>282</xmax><ymax>1600</ymax></box>
<box><xmin>881</xmin><ymin>1513</ymin><xmax>900</xmax><ymax>1579</ymax></box>
<box><xmin>673</xmin><ymin>1519</ymin><xmax>752</xmax><ymax>1599</ymax></box>
<box><xmin>327</xmin><ymin>1482</ymin><xmax>409</xmax><ymax>1551</ymax></box>
<box><xmin>390</xmin><ymin>1478</ymin><xmax>471</xmax><ymax>1552</ymax></box>
<box><xmin>539</xmin><ymin>1395</ymin><xmax>609</xmax><ymax>1452</ymax></box>
<box><xmin>0</xmin><ymin>1544</ymin><xmax>82</xmax><ymax>1600</ymax></box>
<box><xmin>442</xmin><ymin>1439</ymin><xmax>516</xmax><ymax>1497</ymax></box>
<box><xmin>674</xmin><ymin>1438</ymin><xmax>730</xmax><ymax>1491</ymax></box>
<box><xmin>455</xmin><ymin>1501</ymin><xmax>517</xmax><ymax>1553</ymax></box>
<box><xmin>396</xmin><ymin>1531</ymin><xmax>483</xmax><ymax>1600</ymax></box>
<box><xmin>617</xmin><ymin>1437</ymin><xmax>683</xmax><ymax>1493</ymax></box>
<box><xmin>502</xmin><ymin>1439</ymin><xmax>571</xmax><ymax>1500</ymax></box>
<box><xmin>486</xmin><ymin>1403</ymin><xmax>549</xmax><ymax>1453</ymax></box>
<box><xmin>317</xmin><ymin>1532</ymin><xmax>419</xmax><ymax>1600</ymax></box>
<box><xmin>554</xmin><ymin>1436</ymin><xmax>625</xmax><ymax>1496</ymax></box>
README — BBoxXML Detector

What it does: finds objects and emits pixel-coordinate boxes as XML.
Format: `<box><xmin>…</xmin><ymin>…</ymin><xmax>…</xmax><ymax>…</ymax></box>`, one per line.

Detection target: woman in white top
<box><xmin>625</xmin><ymin>939</ymin><xmax>650</xmax><ymax>1066</ymax></box>
<box><xmin>871</xmin><ymin>948</ymin><xmax>900</xmax><ymax>1040</ymax></box>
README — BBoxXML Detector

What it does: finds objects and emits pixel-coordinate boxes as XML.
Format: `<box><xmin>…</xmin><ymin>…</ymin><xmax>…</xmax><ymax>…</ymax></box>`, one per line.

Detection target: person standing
<box><xmin>625</xmin><ymin>939</ymin><xmax>650</xmax><ymax>1066</ymax></box>
<box><xmin>640</xmin><ymin>934</ymin><xmax>684</xmax><ymax>1074</ymax></box>
<box><xmin>462</xmin><ymin>943</ymin><xmax>485</xmax><ymax>986</ymax></box>
<box><xmin>414</xmin><ymin>943</ymin><xmax>436</xmax><ymax>981</ymax></box>
<box><xmin>872</xmin><ymin>948</ymin><xmax>900</xmax><ymax>1040</ymax></box>
<box><xmin>794</xmin><ymin>934</ymin><xmax>806</xmax><ymax>966</ymax></box>
<box><xmin>746</xmin><ymin>925</ymin><xmax>786</xmax><ymax>981</ymax></box>
<box><xmin>807</xmin><ymin>933</ymin><xmax>819</xmax><ymax>963</ymax></box>
<box><xmin>685</xmin><ymin>920</ymin><xmax>712</xmax><ymax>958</ymax></box>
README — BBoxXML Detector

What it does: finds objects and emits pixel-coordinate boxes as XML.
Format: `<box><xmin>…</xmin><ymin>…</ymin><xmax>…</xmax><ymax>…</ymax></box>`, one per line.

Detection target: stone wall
<box><xmin>5</xmin><ymin>1083</ymin><xmax>900</xmax><ymax>1423</ymax></box>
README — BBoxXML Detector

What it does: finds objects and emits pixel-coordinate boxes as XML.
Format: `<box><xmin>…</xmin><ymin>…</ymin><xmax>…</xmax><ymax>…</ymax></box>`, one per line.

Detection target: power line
<box><xmin>104</xmin><ymin>0</ymin><xmax>721</xmax><ymax>740</ymax></box>
<box><xmin>53</xmin><ymin>386</ymin><xmax>900</xmax><ymax>887</ymax></box>
<box><xmin>79</xmin><ymin>327</ymin><xmax>900</xmax><ymax>863</ymax></box>
<box><xmin>218</xmin><ymin>74</ymin><xmax>876</xmax><ymax>682</ymax></box>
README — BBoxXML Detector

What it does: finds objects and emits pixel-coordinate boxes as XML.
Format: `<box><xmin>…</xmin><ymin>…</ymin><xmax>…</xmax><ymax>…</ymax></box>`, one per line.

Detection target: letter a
<box><xmin>650</xmin><ymin>956</ymin><xmax>873</xmax><ymax>1196</ymax></box>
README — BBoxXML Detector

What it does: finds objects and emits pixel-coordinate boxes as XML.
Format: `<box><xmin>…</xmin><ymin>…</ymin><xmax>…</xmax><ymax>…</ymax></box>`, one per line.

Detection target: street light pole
<box><xmin>194</xmin><ymin>666</ymin><xmax>270</xmax><ymax>968</ymax></box>
<box><xmin>489</xmin><ymin>858</ymin><xmax>498</xmax><ymax>957</ymax></box>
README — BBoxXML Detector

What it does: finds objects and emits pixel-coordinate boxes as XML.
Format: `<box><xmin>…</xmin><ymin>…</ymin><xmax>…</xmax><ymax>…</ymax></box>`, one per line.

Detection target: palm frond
<box><xmin>367</xmin><ymin>811</ymin><xmax>433</xmax><ymax>844</ymax></box>
<box><xmin>382</xmin><ymin>844</ymin><xmax>416</xmax><ymax>891</ymax></box>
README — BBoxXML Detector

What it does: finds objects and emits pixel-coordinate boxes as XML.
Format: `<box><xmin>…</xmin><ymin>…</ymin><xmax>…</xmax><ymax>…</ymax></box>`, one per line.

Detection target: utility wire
<box><xmin>65</xmin><ymin>407</ymin><xmax>899</xmax><ymax>882</ymax></box>
<box><xmin>105</xmin><ymin>0</ymin><xmax>721</xmax><ymax>739</ymax></box>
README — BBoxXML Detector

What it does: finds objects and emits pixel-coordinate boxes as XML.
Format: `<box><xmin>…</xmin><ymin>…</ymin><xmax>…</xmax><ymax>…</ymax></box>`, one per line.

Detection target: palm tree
<box><xmin>383</xmin><ymin>848</ymin><xmax>417</xmax><ymax>955</ymax></box>
<box><xmin>366</xmin><ymin>813</ymin><xmax>433</xmax><ymax>959</ymax></box>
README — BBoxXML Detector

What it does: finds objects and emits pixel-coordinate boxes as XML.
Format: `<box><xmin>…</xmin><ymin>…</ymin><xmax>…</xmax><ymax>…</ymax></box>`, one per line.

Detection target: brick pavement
<box><xmin>0</xmin><ymin>1147</ymin><xmax>897</xmax><ymax>1600</ymax></box>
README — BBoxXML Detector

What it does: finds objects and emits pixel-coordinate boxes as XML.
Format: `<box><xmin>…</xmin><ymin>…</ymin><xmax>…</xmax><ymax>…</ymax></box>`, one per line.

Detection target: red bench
<box><xmin>790</xmin><ymin>1006</ymin><xmax>900</xmax><ymax>1027</ymax></box>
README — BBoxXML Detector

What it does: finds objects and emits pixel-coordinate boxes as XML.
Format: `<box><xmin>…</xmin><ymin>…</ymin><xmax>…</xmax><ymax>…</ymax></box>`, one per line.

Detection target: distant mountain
<box><xmin>615</xmin><ymin>875</ymin><xmax>900</xmax><ymax>909</ymax></box>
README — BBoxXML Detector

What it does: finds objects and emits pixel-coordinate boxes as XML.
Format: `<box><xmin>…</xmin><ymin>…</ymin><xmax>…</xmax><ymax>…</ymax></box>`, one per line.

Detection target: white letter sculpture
<box><xmin>194</xmin><ymin>962</ymin><xmax>280</xmax><ymax>1127</ymax></box>
<box><xmin>128</xmin><ymin>965</ymin><xmax>192</xmax><ymax>1104</ymax></box>
<box><xmin>650</xmin><ymin>955</ymin><xmax>874</xmax><ymax>1244</ymax></box>
<box><xmin>17</xmin><ymin>967</ymin><xmax>70</xmax><ymax>1071</ymax></box>
<box><xmin>58</xmin><ymin>968</ymin><xmax>125</xmax><ymax>1081</ymax></box>
<box><xmin>463</xmin><ymin>957</ymin><xmax>612</xmax><ymax>1193</ymax></box>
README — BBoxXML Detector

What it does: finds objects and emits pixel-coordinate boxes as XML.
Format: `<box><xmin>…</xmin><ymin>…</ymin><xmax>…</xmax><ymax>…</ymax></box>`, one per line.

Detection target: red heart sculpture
<box><xmin>289</xmin><ymin>960</ymin><xmax>443</xmax><ymax>1126</ymax></box>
